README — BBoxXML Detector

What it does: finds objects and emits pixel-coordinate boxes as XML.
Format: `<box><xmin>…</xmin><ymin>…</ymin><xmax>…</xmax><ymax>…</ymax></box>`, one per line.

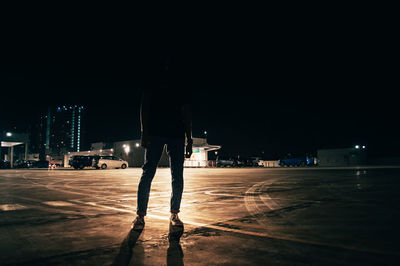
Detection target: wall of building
<box><xmin>317</xmin><ymin>148</ymin><xmax>367</xmax><ymax>166</ymax></box>
<box><xmin>184</xmin><ymin>147</ymin><xmax>208</xmax><ymax>167</ymax></box>
<box><xmin>113</xmin><ymin>140</ymin><xmax>146</xmax><ymax>167</ymax></box>
<box><xmin>260</xmin><ymin>160</ymin><xmax>279</xmax><ymax>167</ymax></box>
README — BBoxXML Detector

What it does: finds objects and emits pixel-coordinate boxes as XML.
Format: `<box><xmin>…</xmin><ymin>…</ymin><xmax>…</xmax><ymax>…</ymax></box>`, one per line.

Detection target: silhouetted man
<box><xmin>133</xmin><ymin>55</ymin><xmax>192</xmax><ymax>230</ymax></box>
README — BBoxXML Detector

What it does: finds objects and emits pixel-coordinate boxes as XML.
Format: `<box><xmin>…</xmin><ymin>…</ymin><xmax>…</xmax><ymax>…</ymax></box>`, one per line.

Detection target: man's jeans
<box><xmin>137</xmin><ymin>136</ymin><xmax>185</xmax><ymax>216</ymax></box>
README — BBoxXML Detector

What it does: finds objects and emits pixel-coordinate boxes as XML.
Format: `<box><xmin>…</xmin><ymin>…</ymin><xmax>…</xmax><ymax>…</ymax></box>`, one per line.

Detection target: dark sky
<box><xmin>1</xmin><ymin>14</ymin><xmax>398</xmax><ymax>159</ymax></box>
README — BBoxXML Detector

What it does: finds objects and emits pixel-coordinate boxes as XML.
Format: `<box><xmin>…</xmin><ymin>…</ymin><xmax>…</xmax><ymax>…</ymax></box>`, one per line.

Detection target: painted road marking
<box><xmin>19</xmin><ymin>171</ymin><xmax>397</xmax><ymax>256</ymax></box>
<box><xmin>42</xmin><ymin>201</ymin><xmax>76</xmax><ymax>207</ymax></box>
<box><xmin>0</xmin><ymin>204</ymin><xmax>28</xmax><ymax>211</ymax></box>
<box><xmin>70</xmin><ymin>199</ymin><xmax>396</xmax><ymax>256</ymax></box>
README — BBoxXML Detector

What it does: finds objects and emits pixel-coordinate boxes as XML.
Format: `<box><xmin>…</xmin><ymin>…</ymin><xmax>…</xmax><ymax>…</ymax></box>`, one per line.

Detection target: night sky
<box><xmin>1</xmin><ymin>15</ymin><xmax>398</xmax><ymax>159</ymax></box>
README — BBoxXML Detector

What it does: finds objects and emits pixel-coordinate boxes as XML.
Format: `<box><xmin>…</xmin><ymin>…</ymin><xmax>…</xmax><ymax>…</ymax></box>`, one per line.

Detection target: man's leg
<box><xmin>166</xmin><ymin>137</ymin><xmax>185</xmax><ymax>214</ymax></box>
<box><xmin>137</xmin><ymin>137</ymin><xmax>165</xmax><ymax>216</ymax></box>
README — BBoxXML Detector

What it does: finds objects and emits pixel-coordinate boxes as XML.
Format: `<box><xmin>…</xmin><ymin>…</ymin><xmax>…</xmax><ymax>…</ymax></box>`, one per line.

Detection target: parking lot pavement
<box><xmin>0</xmin><ymin>167</ymin><xmax>399</xmax><ymax>265</ymax></box>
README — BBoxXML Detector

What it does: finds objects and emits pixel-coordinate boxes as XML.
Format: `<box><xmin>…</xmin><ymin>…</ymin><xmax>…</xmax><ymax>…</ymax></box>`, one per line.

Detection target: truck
<box><xmin>278</xmin><ymin>154</ymin><xmax>316</xmax><ymax>167</ymax></box>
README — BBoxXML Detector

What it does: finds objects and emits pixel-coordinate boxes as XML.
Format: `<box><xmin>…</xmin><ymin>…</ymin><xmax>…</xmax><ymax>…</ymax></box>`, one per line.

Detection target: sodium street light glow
<box><xmin>124</xmin><ymin>145</ymin><xmax>130</xmax><ymax>154</ymax></box>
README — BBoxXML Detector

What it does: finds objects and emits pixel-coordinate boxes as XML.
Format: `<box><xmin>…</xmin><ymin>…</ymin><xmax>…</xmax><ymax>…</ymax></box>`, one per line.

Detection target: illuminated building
<box><xmin>38</xmin><ymin>105</ymin><xmax>85</xmax><ymax>157</ymax></box>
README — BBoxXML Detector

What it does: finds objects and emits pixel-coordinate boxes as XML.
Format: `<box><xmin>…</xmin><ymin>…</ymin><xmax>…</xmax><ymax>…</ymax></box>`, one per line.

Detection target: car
<box><xmin>236</xmin><ymin>156</ymin><xmax>259</xmax><ymax>167</ymax></box>
<box><xmin>32</xmin><ymin>160</ymin><xmax>50</xmax><ymax>168</ymax></box>
<box><xmin>0</xmin><ymin>160</ymin><xmax>11</xmax><ymax>169</ymax></box>
<box><xmin>14</xmin><ymin>160</ymin><xmax>34</xmax><ymax>168</ymax></box>
<box><xmin>97</xmin><ymin>156</ymin><xmax>128</xmax><ymax>169</ymax></box>
<box><xmin>69</xmin><ymin>156</ymin><xmax>98</xmax><ymax>169</ymax></box>
<box><xmin>216</xmin><ymin>156</ymin><xmax>236</xmax><ymax>167</ymax></box>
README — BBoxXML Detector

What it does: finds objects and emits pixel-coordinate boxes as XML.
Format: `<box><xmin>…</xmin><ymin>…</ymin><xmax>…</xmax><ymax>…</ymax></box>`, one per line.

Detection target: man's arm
<box><xmin>140</xmin><ymin>91</ymin><xmax>151</xmax><ymax>148</ymax></box>
<box><xmin>183</xmin><ymin>103</ymin><xmax>193</xmax><ymax>158</ymax></box>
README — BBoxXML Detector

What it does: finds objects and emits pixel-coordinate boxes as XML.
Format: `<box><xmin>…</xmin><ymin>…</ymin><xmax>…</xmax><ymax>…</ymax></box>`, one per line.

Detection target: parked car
<box><xmin>32</xmin><ymin>160</ymin><xmax>50</xmax><ymax>168</ymax></box>
<box><xmin>0</xmin><ymin>160</ymin><xmax>11</xmax><ymax>169</ymax></box>
<box><xmin>69</xmin><ymin>155</ymin><xmax>128</xmax><ymax>170</ymax></box>
<box><xmin>216</xmin><ymin>156</ymin><xmax>236</xmax><ymax>167</ymax></box>
<box><xmin>14</xmin><ymin>160</ymin><xmax>34</xmax><ymax>168</ymax></box>
<box><xmin>97</xmin><ymin>156</ymin><xmax>128</xmax><ymax>169</ymax></box>
<box><xmin>236</xmin><ymin>156</ymin><xmax>260</xmax><ymax>167</ymax></box>
<box><xmin>69</xmin><ymin>156</ymin><xmax>98</xmax><ymax>170</ymax></box>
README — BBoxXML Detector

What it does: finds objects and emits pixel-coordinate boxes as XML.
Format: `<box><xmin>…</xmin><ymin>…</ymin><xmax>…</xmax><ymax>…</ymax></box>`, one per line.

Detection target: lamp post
<box><xmin>5</xmin><ymin>132</ymin><xmax>13</xmax><ymax>168</ymax></box>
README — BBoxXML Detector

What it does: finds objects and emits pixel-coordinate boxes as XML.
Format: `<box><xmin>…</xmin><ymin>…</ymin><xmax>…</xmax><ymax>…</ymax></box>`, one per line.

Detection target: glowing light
<box><xmin>355</xmin><ymin>145</ymin><xmax>360</xmax><ymax>149</ymax></box>
<box><xmin>6</xmin><ymin>132</ymin><xmax>12</xmax><ymax>137</ymax></box>
<box><xmin>124</xmin><ymin>145</ymin><xmax>130</xmax><ymax>154</ymax></box>
<box><xmin>135</xmin><ymin>143</ymin><xmax>140</xmax><ymax>147</ymax></box>
<box><xmin>362</xmin><ymin>145</ymin><xmax>366</xmax><ymax>149</ymax></box>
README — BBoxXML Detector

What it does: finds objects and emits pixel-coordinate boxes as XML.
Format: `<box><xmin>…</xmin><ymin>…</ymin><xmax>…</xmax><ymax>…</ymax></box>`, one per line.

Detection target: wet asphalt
<box><xmin>0</xmin><ymin>167</ymin><xmax>399</xmax><ymax>265</ymax></box>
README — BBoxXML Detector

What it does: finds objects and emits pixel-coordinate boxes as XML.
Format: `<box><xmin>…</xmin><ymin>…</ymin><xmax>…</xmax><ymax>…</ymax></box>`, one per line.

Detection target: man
<box><xmin>132</xmin><ymin>55</ymin><xmax>192</xmax><ymax>230</ymax></box>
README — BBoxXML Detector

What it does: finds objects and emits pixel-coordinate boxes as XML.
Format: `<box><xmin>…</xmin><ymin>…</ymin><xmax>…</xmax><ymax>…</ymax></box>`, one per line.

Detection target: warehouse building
<box><xmin>317</xmin><ymin>146</ymin><xmax>367</xmax><ymax>166</ymax></box>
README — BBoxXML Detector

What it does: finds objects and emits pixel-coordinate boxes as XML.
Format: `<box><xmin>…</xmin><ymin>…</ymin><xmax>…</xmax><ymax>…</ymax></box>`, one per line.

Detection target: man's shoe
<box><xmin>170</xmin><ymin>213</ymin><xmax>183</xmax><ymax>227</ymax></box>
<box><xmin>132</xmin><ymin>215</ymin><xmax>145</xmax><ymax>230</ymax></box>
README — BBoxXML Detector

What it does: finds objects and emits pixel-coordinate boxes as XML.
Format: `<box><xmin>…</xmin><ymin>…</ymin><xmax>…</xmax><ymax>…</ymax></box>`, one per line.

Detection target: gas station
<box><xmin>0</xmin><ymin>131</ymin><xmax>29</xmax><ymax>168</ymax></box>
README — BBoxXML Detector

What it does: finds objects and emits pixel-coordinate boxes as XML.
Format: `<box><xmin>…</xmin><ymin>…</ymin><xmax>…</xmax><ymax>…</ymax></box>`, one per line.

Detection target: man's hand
<box><xmin>140</xmin><ymin>131</ymin><xmax>151</xmax><ymax>148</ymax></box>
<box><xmin>185</xmin><ymin>139</ymin><xmax>193</xmax><ymax>158</ymax></box>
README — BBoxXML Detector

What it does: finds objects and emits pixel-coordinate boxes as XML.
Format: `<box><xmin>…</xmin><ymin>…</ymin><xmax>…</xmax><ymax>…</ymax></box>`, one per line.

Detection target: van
<box><xmin>97</xmin><ymin>156</ymin><xmax>128</xmax><ymax>169</ymax></box>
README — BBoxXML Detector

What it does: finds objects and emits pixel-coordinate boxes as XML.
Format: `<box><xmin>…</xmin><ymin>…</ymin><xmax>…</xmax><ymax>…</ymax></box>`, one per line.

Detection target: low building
<box><xmin>184</xmin><ymin>138</ymin><xmax>221</xmax><ymax>167</ymax></box>
<box><xmin>317</xmin><ymin>147</ymin><xmax>367</xmax><ymax>167</ymax></box>
<box><xmin>64</xmin><ymin>137</ymin><xmax>221</xmax><ymax>168</ymax></box>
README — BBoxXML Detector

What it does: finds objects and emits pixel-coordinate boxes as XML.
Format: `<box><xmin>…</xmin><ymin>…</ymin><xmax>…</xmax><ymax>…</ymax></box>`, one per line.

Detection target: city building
<box><xmin>33</xmin><ymin>106</ymin><xmax>85</xmax><ymax>159</ymax></box>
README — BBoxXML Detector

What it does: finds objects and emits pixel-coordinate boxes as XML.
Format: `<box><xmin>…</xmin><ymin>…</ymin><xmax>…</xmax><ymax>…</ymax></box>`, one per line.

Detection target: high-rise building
<box><xmin>37</xmin><ymin>105</ymin><xmax>85</xmax><ymax>156</ymax></box>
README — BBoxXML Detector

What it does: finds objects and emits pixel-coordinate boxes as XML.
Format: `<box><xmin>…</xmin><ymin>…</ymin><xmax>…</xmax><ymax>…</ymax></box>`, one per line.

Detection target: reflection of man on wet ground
<box><xmin>132</xmin><ymin>55</ymin><xmax>192</xmax><ymax>230</ymax></box>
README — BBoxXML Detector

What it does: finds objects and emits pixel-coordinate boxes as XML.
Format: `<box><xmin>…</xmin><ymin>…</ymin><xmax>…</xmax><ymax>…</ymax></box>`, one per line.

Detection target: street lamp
<box><xmin>6</xmin><ymin>132</ymin><xmax>12</xmax><ymax>137</ymax></box>
<box><xmin>124</xmin><ymin>145</ymin><xmax>130</xmax><ymax>154</ymax></box>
